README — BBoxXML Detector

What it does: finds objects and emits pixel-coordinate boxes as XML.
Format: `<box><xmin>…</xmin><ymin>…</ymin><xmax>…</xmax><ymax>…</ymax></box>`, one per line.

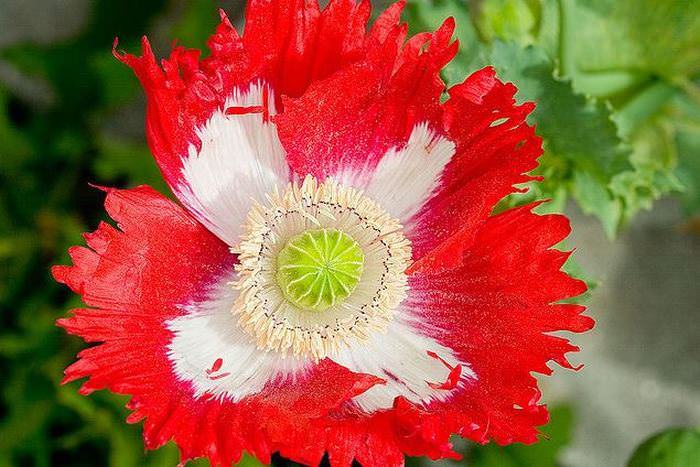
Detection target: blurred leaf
<box><xmin>474</xmin><ymin>0</ymin><xmax>538</xmax><ymax>45</ymax></box>
<box><xmin>672</xmin><ymin>90</ymin><xmax>700</xmax><ymax>216</ymax></box>
<box><xmin>0</xmin><ymin>0</ymin><xmax>258</xmax><ymax>463</ymax></box>
<box><xmin>539</xmin><ymin>0</ymin><xmax>700</xmax><ymax>222</ymax></box>
<box><xmin>570</xmin><ymin>171</ymin><xmax>622</xmax><ymax>239</ymax></box>
<box><xmin>0</xmin><ymin>89</ymin><xmax>32</xmax><ymax>165</ymax></box>
<box><xmin>94</xmin><ymin>134</ymin><xmax>168</xmax><ymax>192</ymax></box>
<box><xmin>489</xmin><ymin>41</ymin><xmax>631</xmax><ymax>173</ymax></box>
<box><xmin>170</xmin><ymin>0</ymin><xmax>222</xmax><ymax>50</ymax></box>
<box><xmin>628</xmin><ymin>428</ymin><xmax>700</xmax><ymax>467</ymax></box>
<box><xmin>441</xmin><ymin>0</ymin><xmax>698</xmax><ymax>229</ymax></box>
<box><xmin>92</xmin><ymin>52</ymin><xmax>142</xmax><ymax>110</ymax></box>
<box><xmin>534</xmin><ymin>0</ymin><xmax>560</xmax><ymax>63</ymax></box>
<box><xmin>236</xmin><ymin>454</ymin><xmax>266</xmax><ymax>467</ymax></box>
<box><xmin>407</xmin><ymin>1</ymin><xmax>683</xmax><ymax>236</ymax></box>
<box><xmin>610</xmin><ymin>121</ymin><xmax>683</xmax><ymax>225</ymax></box>
<box><xmin>0</xmin><ymin>0</ymin><xmax>190</xmax><ymax>465</ymax></box>
<box><xmin>676</xmin><ymin>129</ymin><xmax>700</xmax><ymax>217</ymax></box>
<box><xmin>559</xmin><ymin>0</ymin><xmax>700</xmax><ymax>95</ymax></box>
<box><xmin>405</xmin><ymin>0</ymin><xmax>488</xmax><ymax>83</ymax></box>
<box><xmin>0</xmin><ymin>89</ymin><xmax>34</xmax><ymax>303</ymax></box>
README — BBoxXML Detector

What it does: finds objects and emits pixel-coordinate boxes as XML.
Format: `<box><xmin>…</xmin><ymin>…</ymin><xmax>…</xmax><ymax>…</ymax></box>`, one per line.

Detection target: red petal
<box><xmin>409</xmin><ymin>67</ymin><xmax>542</xmax><ymax>263</ymax></box>
<box><xmin>54</xmin><ymin>186</ymin><xmax>390</xmax><ymax>466</ymax></box>
<box><xmin>54</xmin><ymin>186</ymin><xmax>234</xmax><ymax>397</ymax></box>
<box><xmin>53</xmin><ymin>186</ymin><xmax>234</xmax><ymax>316</ymax></box>
<box><xmin>276</xmin><ymin>14</ymin><xmax>457</xmax><ymax>179</ymax></box>
<box><xmin>408</xmin><ymin>205</ymin><xmax>594</xmax><ymax>445</ymax></box>
<box><xmin>116</xmin><ymin>1</ymin><xmax>385</xmax><ymax>204</ymax></box>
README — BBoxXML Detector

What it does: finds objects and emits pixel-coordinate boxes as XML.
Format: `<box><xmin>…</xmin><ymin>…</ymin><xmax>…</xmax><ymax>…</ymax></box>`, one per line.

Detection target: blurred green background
<box><xmin>0</xmin><ymin>0</ymin><xmax>699</xmax><ymax>465</ymax></box>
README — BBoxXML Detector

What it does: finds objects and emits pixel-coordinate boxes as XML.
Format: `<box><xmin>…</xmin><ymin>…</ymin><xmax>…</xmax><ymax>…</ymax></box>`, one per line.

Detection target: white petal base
<box><xmin>332</xmin><ymin>313</ymin><xmax>476</xmax><ymax>413</ymax></box>
<box><xmin>168</xmin><ymin>276</ymin><xmax>475</xmax><ymax>411</ymax></box>
<box><xmin>341</xmin><ymin>122</ymin><xmax>455</xmax><ymax>225</ymax></box>
<box><xmin>177</xmin><ymin>82</ymin><xmax>289</xmax><ymax>246</ymax></box>
<box><xmin>167</xmin><ymin>275</ymin><xmax>308</xmax><ymax>401</ymax></box>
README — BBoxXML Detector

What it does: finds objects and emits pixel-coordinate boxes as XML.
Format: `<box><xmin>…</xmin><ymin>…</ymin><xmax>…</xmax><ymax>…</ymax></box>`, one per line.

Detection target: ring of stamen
<box><xmin>232</xmin><ymin>175</ymin><xmax>412</xmax><ymax>360</ymax></box>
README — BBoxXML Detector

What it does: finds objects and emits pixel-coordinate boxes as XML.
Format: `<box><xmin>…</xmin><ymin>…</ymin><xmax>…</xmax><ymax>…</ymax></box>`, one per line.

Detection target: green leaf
<box><xmin>490</xmin><ymin>42</ymin><xmax>631</xmax><ymax>176</ymax></box>
<box><xmin>610</xmin><ymin>119</ymin><xmax>683</xmax><ymax>225</ymax></box>
<box><xmin>607</xmin><ymin>81</ymin><xmax>689</xmax><ymax>223</ymax></box>
<box><xmin>535</xmin><ymin>0</ymin><xmax>561</xmax><ymax>63</ymax></box>
<box><xmin>489</xmin><ymin>41</ymin><xmax>631</xmax><ymax>237</ymax></box>
<box><xmin>571</xmin><ymin>171</ymin><xmax>623</xmax><ymax>239</ymax></box>
<box><xmin>479</xmin><ymin>0</ymin><xmax>695</xmax><ymax>225</ymax></box>
<box><xmin>236</xmin><ymin>454</ymin><xmax>266</xmax><ymax>467</ymax></box>
<box><xmin>676</xmin><ymin>127</ymin><xmax>700</xmax><ymax>216</ymax></box>
<box><xmin>0</xmin><ymin>89</ymin><xmax>32</xmax><ymax>165</ymax></box>
<box><xmin>559</xmin><ymin>0</ymin><xmax>700</xmax><ymax>91</ymax></box>
<box><xmin>628</xmin><ymin>428</ymin><xmax>700</xmax><ymax>467</ymax></box>
<box><xmin>549</xmin><ymin>0</ymin><xmax>697</xmax><ymax>222</ymax></box>
<box><xmin>408</xmin><ymin>0</ymin><xmax>677</xmax><ymax>235</ymax></box>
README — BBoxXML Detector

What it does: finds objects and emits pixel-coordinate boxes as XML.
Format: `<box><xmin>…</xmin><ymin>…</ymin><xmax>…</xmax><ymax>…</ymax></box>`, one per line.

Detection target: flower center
<box><xmin>276</xmin><ymin>229</ymin><xmax>364</xmax><ymax>312</ymax></box>
<box><xmin>233</xmin><ymin>176</ymin><xmax>411</xmax><ymax>359</ymax></box>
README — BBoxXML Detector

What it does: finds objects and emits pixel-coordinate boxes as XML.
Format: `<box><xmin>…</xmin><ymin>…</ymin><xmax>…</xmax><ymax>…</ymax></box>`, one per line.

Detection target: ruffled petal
<box><xmin>276</xmin><ymin>396</ymin><xmax>463</xmax><ymax>466</ymax></box>
<box><xmin>116</xmin><ymin>32</ymin><xmax>289</xmax><ymax>245</ymax></box>
<box><xmin>276</xmin><ymin>39</ymin><xmax>539</xmax><ymax>266</ymax></box>
<box><xmin>406</xmin><ymin>205</ymin><xmax>594</xmax><ymax>444</ymax></box>
<box><xmin>408</xmin><ymin>67</ymin><xmax>542</xmax><ymax>266</ymax></box>
<box><xmin>243</xmin><ymin>0</ymin><xmax>371</xmax><ymax>96</ymax></box>
<box><xmin>53</xmin><ymin>186</ymin><xmax>234</xmax><ymax>321</ymax></box>
<box><xmin>116</xmin><ymin>2</ymin><xmax>407</xmax><ymax>242</ymax></box>
<box><xmin>276</xmin><ymin>11</ymin><xmax>457</xmax><ymax>179</ymax></box>
<box><xmin>54</xmin><ymin>186</ymin><xmax>384</xmax><ymax>466</ymax></box>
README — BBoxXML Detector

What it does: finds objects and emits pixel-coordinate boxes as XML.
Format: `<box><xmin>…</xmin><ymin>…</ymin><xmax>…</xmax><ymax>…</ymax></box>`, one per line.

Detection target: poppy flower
<box><xmin>53</xmin><ymin>0</ymin><xmax>594</xmax><ymax>465</ymax></box>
